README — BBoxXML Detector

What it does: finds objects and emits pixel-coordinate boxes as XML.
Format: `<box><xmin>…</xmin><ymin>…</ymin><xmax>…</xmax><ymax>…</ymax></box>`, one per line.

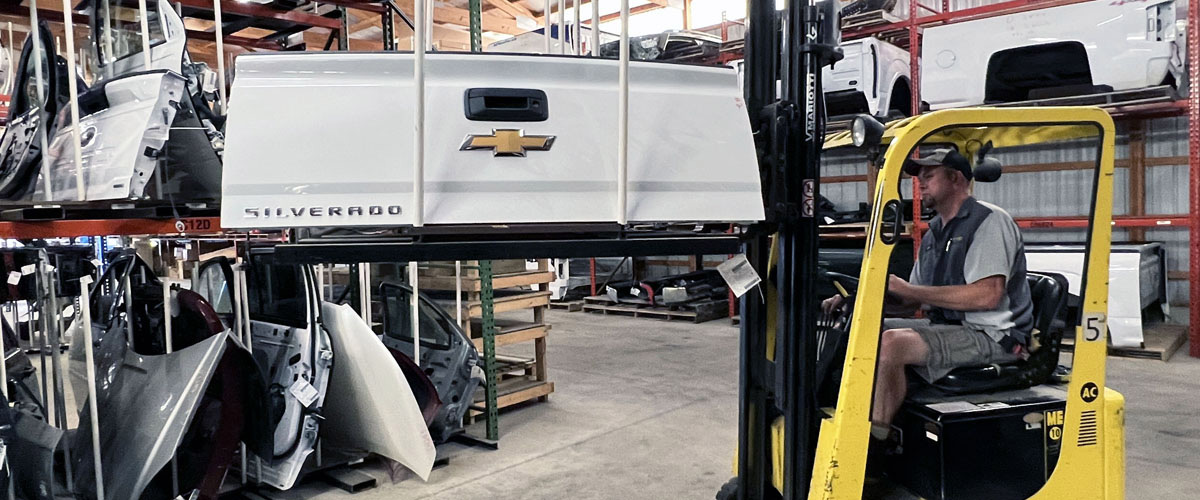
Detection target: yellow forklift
<box><xmin>730</xmin><ymin>1</ymin><xmax>1124</xmax><ymax>498</ymax></box>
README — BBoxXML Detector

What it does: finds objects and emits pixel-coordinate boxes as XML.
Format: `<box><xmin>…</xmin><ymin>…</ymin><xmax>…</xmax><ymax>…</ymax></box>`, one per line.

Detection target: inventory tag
<box><xmin>289</xmin><ymin>378</ymin><xmax>319</xmax><ymax>407</ymax></box>
<box><xmin>20</xmin><ymin>264</ymin><xmax>35</xmax><ymax>275</ymax></box>
<box><xmin>717</xmin><ymin>254</ymin><xmax>762</xmax><ymax>298</ymax></box>
<box><xmin>6</xmin><ymin>271</ymin><xmax>20</xmax><ymax>286</ymax></box>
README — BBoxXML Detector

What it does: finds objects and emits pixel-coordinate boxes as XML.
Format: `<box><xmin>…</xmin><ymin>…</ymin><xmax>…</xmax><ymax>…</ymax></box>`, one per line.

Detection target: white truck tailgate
<box><xmin>221</xmin><ymin>53</ymin><xmax>764</xmax><ymax>229</ymax></box>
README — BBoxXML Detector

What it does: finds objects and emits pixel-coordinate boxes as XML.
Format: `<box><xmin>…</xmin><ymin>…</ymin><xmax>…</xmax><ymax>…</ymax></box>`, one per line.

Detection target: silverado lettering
<box><xmin>243</xmin><ymin>205</ymin><xmax>403</xmax><ymax>218</ymax></box>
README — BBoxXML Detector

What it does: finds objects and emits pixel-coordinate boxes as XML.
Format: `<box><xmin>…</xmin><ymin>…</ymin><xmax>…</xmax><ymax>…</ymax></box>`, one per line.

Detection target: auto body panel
<box><xmin>68</xmin><ymin>251</ymin><xmax>271</xmax><ymax>499</ymax></box>
<box><xmin>10</xmin><ymin>406</ymin><xmax>60</xmax><ymax>500</ymax></box>
<box><xmin>0</xmin><ymin>21</ymin><xmax>70</xmax><ymax>200</ymax></box>
<box><xmin>246</xmin><ymin>249</ymin><xmax>332</xmax><ymax>490</ymax></box>
<box><xmin>221</xmin><ymin>52</ymin><xmax>763</xmax><ymax>228</ymax></box>
<box><xmin>822</xmin><ymin>36</ymin><xmax>911</xmax><ymax>117</ymax></box>
<box><xmin>91</xmin><ymin>0</ymin><xmax>187</xmax><ymax>76</ymax></box>
<box><xmin>320</xmin><ymin>302</ymin><xmax>435</xmax><ymax>480</ymax></box>
<box><xmin>71</xmin><ymin>326</ymin><xmax>228</xmax><ymax>500</ymax></box>
<box><xmin>39</xmin><ymin>70</ymin><xmax>183</xmax><ymax>201</ymax></box>
<box><xmin>380</xmin><ymin>282</ymin><xmax>481</xmax><ymax>443</ymax></box>
<box><xmin>922</xmin><ymin>0</ymin><xmax>1187</xmax><ymax>110</ymax></box>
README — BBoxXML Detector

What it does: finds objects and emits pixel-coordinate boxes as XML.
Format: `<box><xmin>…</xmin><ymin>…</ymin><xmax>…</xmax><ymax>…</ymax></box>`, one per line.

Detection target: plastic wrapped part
<box><xmin>319</xmin><ymin>302</ymin><xmax>436</xmax><ymax>480</ymax></box>
<box><xmin>38</xmin><ymin>70</ymin><xmax>184</xmax><ymax>201</ymax></box>
<box><xmin>597</xmin><ymin>30</ymin><xmax>723</xmax><ymax>62</ymax></box>
<box><xmin>0</xmin><ymin>21</ymin><xmax>71</xmax><ymax>200</ymax></box>
<box><xmin>379</xmin><ymin>282</ymin><xmax>481</xmax><ymax>443</ymax></box>
<box><xmin>10</xmin><ymin>407</ymin><xmax>61</xmax><ymax>500</ymax></box>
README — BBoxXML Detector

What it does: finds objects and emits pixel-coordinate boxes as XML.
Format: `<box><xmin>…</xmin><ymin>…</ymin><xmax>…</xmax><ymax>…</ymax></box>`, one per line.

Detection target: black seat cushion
<box><xmin>928</xmin><ymin>272</ymin><xmax>1070</xmax><ymax>395</ymax></box>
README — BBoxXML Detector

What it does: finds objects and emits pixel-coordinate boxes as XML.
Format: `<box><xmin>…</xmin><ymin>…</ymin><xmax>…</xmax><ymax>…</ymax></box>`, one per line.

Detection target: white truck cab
<box><xmin>730</xmin><ymin>36</ymin><xmax>912</xmax><ymax>119</ymax></box>
<box><xmin>822</xmin><ymin>36</ymin><xmax>912</xmax><ymax>118</ymax></box>
<box><xmin>922</xmin><ymin>0</ymin><xmax>1189</xmax><ymax>109</ymax></box>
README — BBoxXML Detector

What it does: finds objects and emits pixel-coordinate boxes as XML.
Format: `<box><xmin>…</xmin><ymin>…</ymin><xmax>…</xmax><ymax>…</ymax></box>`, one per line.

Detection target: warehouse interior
<box><xmin>0</xmin><ymin>0</ymin><xmax>1197</xmax><ymax>499</ymax></box>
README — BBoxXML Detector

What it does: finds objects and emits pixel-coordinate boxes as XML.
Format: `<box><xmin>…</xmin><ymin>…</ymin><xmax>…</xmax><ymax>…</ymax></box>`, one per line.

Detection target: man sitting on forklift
<box><xmin>824</xmin><ymin>148</ymin><xmax>1034</xmax><ymax>451</ymax></box>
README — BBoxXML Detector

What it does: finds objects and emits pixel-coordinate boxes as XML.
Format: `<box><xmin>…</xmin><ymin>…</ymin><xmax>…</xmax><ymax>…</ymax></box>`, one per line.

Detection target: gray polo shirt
<box><xmin>910</xmin><ymin>197</ymin><xmax>1034</xmax><ymax>345</ymax></box>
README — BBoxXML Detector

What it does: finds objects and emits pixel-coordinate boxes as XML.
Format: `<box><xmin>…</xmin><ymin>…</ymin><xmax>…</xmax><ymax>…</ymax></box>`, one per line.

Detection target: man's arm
<box><xmin>883</xmin><ymin>284</ymin><xmax>921</xmax><ymax>316</ymax></box>
<box><xmin>888</xmin><ymin>274</ymin><xmax>1007</xmax><ymax>312</ymax></box>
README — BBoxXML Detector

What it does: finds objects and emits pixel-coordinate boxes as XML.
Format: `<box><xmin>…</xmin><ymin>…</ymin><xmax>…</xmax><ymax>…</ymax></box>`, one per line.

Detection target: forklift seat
<box><xmin>928</xmin><ymin>272</ymin><xmax>1070</xmax><ymax>395</ymax></box>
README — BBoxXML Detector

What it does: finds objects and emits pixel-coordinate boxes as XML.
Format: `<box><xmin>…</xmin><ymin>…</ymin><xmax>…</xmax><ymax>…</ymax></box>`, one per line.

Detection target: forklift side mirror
<box><xmin>974</xmin><ymin>157</ymin><xmax>1003</xmax><ymax>183</ymax></box>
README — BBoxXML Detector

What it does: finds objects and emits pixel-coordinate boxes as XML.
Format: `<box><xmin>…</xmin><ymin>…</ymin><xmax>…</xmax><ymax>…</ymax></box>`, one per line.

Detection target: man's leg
<box><xmin>871</xmin><ymin>328</ymin><xmax>931</xmax><ymax>425</ymax></box>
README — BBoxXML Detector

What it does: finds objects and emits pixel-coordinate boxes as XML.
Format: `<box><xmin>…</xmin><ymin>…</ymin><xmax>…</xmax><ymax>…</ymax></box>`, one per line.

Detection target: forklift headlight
<box><xmin>851</xmin><ymin>114</ymin><xmax>884</xmax><ymax>148</ymax></box>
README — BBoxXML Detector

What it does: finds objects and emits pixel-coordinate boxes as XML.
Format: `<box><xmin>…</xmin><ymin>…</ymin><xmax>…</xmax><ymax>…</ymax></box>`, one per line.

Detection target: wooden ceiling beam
<box><xmin>598</xmin><ymin>3</ymin><xmax>664</xmax><ymax>23</ymax></box>
<box><xmin>485</xmin><ymin>0</ymin><xmax>542</xmax><ymax>25</ymax></box>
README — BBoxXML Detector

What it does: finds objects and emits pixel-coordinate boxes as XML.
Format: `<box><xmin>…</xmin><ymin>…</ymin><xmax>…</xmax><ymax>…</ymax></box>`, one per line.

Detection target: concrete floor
<box><xmin>265</xmin><ymin>309</ymin><xmax>1200</xmax><ymax>499</ymax></box>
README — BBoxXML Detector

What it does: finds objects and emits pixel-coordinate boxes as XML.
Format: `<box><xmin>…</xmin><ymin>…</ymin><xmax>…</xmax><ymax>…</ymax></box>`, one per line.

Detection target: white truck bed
<box><xmin>221</xmin><ymin>53</ymin><xmax>764</xmax><ymax>229</ymax></box>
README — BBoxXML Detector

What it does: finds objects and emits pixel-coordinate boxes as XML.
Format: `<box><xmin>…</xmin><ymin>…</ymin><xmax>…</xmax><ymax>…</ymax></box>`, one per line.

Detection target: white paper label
<box><xmin>289</xmin><ymin>378</ymin><xmax>319</xmax><ymax>407</ymax></box>
<box><xmin>20</xmin><ymin>264</ymin><xmax>35</xmax><ymax>275</ymax></box>
<box><xmin>63</xmin><ymin>305</ymin><xmax>75</xmax><ymax>317</ymax></box>
<box><xmin>925</xmin><ymin>430</ymin><xmax>939</xmax><ymax>442</ymax></box>
<box><xmin>630</xmin><ymin>287</ymin><xmax>641</xmax><ymax>297</ymax></box>
<box><xmin>6</xmin><ymin>271</ymin><xmax>21</xmax><ymax>286</ymax></box>
<box><xmin>91</xmin><ymin>259</ymin><xmax>102</xmax><ymax>268</ymax></box>
<box><xmin>717</xmin><ymin>254</ymin><xmax>762</xmax><ymax>298</ymax></box>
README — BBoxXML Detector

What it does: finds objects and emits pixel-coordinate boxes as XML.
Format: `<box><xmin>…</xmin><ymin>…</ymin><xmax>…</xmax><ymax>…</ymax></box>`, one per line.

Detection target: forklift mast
<box><xmin>739</xmin><ymin>1</ymin><xmax>842</xmax><ymax>499</ymax></box>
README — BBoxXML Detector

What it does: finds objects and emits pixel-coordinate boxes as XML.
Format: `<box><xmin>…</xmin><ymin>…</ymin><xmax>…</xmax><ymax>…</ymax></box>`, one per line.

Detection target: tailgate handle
<box><xmin>464</xmin><ymin>88</ymin><xmax>549</xmax><ymax>122</ymax></box>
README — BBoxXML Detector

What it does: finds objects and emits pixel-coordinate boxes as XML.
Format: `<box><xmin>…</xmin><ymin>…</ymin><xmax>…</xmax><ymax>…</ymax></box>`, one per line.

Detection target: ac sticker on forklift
<box><xmin>1080</xmin><ymin>382</ymin><xmax>1099</xmax><ymax>403</ymax></box>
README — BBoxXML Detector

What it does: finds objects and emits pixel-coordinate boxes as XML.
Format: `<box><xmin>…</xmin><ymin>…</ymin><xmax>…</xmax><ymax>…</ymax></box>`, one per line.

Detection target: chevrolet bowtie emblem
<box><xmin>460</xmin><ymin>129</ymin><xmax>556</xmax><ymax>157</ymax></box>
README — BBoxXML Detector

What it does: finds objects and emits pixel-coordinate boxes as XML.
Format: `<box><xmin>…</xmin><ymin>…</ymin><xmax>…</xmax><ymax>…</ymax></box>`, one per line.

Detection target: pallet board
<box><xmin>469</xmin><ymin>378</ymin><xmax>555</xmax><ymax>418</ymax></box>
<box><xmin>581</xmin><ymin>295</ymin><xmax>730</xmax><ymax>323</ymax></box>
<box><xmin>471</xmin><ymin>323</ymin><xmax>549</xmax><ymax>351</ymax></box>
<box><xmin>467</xmin><ymin>290</ymin><xmax>552</xmax><ymax>317</ymax></box>
<box><xmin>419</xmin><ymin>270</ymin><xmax>556</xmax><ymax>292</ymax></box>
<box><xmin>549</xmin><ymin>300</ymin><xmax>584</xmax><ymax>312</ymax></box>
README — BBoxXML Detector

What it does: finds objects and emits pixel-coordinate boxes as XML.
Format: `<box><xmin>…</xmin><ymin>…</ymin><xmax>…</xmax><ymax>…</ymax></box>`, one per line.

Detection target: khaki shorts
<box><xmin>882</xmin><ymin>318</ymin><xmax>1020</xmax><ymax>383</ymax></box>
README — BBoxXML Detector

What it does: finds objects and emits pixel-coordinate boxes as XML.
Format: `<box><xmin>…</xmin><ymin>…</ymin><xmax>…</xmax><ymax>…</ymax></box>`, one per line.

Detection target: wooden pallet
<box><xmin>1060</xmin><ymin>322</ymin><xmax>1187</xmax><ymax>361</ymax></box>
<box><xmin>549</xmin><ymin>300</ymin><xmax>584</xmax><ymax>312</ymax></box>
<box><xmin>581</xmin><ymin>295</ymin><xmax>730</xmax><ymax>323</ymax></box>
<box><xmin>418</xmin><ymin>269</ymin><xmax>556</xmax><ymax>292</ymax></box>
<box><xmin>470</xmin><ymin>319</ymin><xmax>550</xmax><ymax>351</ymax></box>
<box><xmin>468</xmin><ymin>378</ymin><xmax>555</xmax><ymax>420</ymax></box>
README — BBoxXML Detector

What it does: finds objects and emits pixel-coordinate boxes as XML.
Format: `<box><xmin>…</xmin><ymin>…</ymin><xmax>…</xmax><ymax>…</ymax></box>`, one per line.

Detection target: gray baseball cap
<box><xmin>903</xmin><ymin>149</ymin><xmax>972</xmax><ymax>181</ymax></box>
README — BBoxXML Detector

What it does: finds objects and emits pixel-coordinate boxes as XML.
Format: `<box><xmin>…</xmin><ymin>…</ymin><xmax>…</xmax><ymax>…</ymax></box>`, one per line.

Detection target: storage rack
<box><xmin>697</xmin><ymin>0</ymin><xmax>1200</xmax><ymax>358</ymax></box>
<box><xmin>418</xmin><ymin>258</ymin><xmax>555</xmax><ymax>435</ymax></box>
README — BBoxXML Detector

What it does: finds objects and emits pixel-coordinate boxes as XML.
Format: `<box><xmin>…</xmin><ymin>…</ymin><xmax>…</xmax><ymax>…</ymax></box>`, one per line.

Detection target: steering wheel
<box><xmin>815</xmin><ymin>270</ymin><xmax>859</xmax><ymax>408</ymax></box>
